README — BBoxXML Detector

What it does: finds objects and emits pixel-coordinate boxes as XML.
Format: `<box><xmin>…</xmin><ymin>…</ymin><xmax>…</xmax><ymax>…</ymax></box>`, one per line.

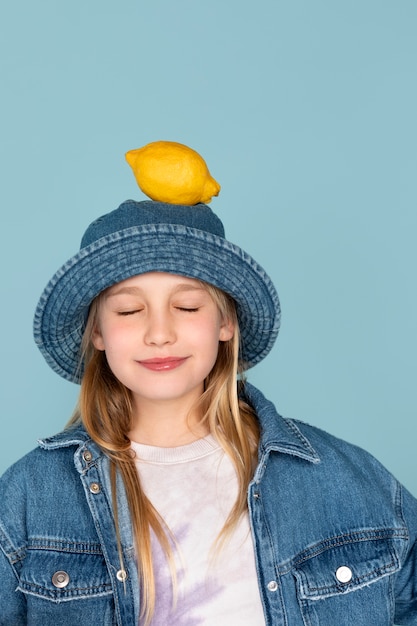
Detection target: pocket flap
<box><xmin>294</xmin><ymin>530</ymin><xmax>404</xmax><ymax>600</ymax></box>
<box><xmin>18</xmin><ymin>548</ymin><xmax>113</xmax><ymax>602</ymax></box>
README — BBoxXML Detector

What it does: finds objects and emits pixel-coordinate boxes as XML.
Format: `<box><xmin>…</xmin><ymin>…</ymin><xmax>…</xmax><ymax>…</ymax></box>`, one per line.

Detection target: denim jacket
<box><xmin>1</xmin><ymin>383</ymin><xmax>416</xmax><ymax>625</ymax></box>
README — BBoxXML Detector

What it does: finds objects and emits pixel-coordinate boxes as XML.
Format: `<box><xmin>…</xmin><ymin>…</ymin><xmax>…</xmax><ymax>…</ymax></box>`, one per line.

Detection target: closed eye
<box><xmin>118</xmin><ymin>310</ymin><xmax>143</xmax><ymax>316</ymax></box>
<box><xmin>176</xmin><ymin>307</ymin><xmax>199</xmax><ymax>312</ymax></box>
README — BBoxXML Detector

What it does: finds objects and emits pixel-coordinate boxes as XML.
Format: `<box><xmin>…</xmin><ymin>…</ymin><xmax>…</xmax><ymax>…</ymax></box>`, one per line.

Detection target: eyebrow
<box><xmin>106</xmin><ymin>283</ymin><xmax>206</xmax><ymax>298</ymax></box>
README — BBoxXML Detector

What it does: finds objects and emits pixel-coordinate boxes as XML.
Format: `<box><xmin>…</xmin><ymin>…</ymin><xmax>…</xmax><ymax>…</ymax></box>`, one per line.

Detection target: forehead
<box><xmin>105</xmin><ymin>272</ymin><xmax>206</xmax><ymax>296</ymax></box>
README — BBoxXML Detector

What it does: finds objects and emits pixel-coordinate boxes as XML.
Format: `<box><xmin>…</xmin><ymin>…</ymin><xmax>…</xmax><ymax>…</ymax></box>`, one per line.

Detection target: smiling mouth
<box><xmin>138</xmin><ymin>357</ymin><xmax>189</xmax><ymax>372</ymax></box>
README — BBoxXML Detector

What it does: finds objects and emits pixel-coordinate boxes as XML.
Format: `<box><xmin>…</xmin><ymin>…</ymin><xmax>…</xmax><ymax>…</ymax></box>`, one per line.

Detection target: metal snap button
<box><xmin>89</xmin><ymin>482</ymin><xmax>101</xmax><ymax>494</ymax></box>
<box><xmin>83</xmin><ymin>450</ymin><xmax>93</xmax><ymax>463</ymax></box>
<box><xmin>52</xmin><ymin>570</ymin><xmax>70</xmax><ymax>588</ymax></box>
<box><xmin>117</xmin><ymin>569</ymin><xmax>128</xmax><ymax>582</ymax></box>
<box><xmin>267</xmin><ymin>580</ymin><xmax>278</xmax><ymax>592</ymax></box>
<box><xmin>336</xmin><ymin>565</ymin><xmax>353</xmax><ymax>583</ymax></box>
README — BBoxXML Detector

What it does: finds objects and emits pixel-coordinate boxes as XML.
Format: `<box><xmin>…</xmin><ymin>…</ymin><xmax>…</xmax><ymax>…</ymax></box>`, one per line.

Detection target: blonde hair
<box><xmin>68</xmin><ymin>280</ymin><xmax>260</xmax><ymax>624</ymax></box>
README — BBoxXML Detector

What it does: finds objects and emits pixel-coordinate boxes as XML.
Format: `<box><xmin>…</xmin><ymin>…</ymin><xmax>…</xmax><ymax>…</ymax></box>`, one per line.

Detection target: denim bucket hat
<box><xmin>33</xmin><ymin>200</ymin><xmax>280</xmax><ymax>383</ymax></box>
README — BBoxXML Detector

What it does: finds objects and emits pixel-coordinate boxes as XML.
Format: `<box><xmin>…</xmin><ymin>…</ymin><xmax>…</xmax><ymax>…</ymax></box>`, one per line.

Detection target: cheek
<box><xmin>191</xmin><ymin>318</ymin><xmax>226</xmax><ymax>351</ymax></box>
<box><xmin>92</xmin><ymin>322</ymin><xmax>131</xmax><ymax>353</ymax></box>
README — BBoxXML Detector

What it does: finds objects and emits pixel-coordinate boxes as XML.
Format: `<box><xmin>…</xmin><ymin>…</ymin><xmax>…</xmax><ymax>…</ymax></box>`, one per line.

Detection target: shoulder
<box><xmin>1</xmin><ymin>424</ymin><xmax>89</xmax><ymax>486</ymax></box>
<box><xmin>246</xmin><ymin>382</ymin><xmax>396</xmax><ymax>476</ymax></box>
<box><xmin>285</xmin><ymin>416</ymin><xmax>415</xmax><ymax>505</ymax></box>
<box><xmin>0</xmin><ymin>424</ymin><xmax>95</xmax><ymax>523</ymax></box>
<box><xmin>246</xmin><ymin>383</ymin><xmax>413</xmax><ymax>505</ymax></box>
<box><xmin>290</xmin><ymin>417</ymin><xmax>389</xmax><ymax>472</ymax></box>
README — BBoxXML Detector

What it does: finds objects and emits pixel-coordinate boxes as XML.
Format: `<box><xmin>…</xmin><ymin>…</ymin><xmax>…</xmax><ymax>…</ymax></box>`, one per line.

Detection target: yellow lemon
<box><xmin>125</xmin><ymin>141</ymin><xmax>221</xmax><ymax>205</ymax></box>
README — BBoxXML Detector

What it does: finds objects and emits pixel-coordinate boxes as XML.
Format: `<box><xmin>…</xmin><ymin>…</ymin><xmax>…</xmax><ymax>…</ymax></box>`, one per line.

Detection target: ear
<box><xmin>219</xmin><ymin>318</ymin><xmax>235</xmax><ymax>342</ymax></box>
<box><xmin>91</xmin><ymin>326</ymin><xmax>105</xmax><ymax>351</ymax></box>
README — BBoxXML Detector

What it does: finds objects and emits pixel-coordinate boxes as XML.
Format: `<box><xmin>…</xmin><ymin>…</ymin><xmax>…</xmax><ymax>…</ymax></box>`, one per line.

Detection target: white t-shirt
<box><xmin>131</xmin><ymin>435</ymin><xmax>265</xmax><ymax>625</ymax></box>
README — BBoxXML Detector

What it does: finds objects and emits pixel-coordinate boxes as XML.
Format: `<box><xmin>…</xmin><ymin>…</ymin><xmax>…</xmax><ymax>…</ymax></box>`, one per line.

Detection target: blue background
<box><xmin>1</xmin><ymin>1</ymin><xmax>416</xmax><ymax>496</ymax></box>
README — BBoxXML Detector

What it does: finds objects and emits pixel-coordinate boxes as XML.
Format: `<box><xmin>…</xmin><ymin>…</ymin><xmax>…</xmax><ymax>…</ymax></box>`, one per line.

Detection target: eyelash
<box><xmin>117</xmin><ymin>307</ymin><xmax>200</xmax><ymax>316</ymax></box>
<box><xmin>176</xmin><ymin>307</ymin><xmax>199</xmax><ymax>313</ymax></box>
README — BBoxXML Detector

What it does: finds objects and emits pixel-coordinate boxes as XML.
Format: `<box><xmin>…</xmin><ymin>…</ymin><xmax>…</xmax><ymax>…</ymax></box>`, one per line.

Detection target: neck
<box><xmin>128</xmin><ymin>397</ymin><xmax>209</xmax><ymax>447</ymax></box>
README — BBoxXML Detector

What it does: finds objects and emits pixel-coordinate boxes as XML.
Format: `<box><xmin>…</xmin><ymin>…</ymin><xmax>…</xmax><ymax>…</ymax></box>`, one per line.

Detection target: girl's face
<box><xmin>92</xmin><ymin>272</ymin><xmax>234</xmax><ymax>416</ymax></box>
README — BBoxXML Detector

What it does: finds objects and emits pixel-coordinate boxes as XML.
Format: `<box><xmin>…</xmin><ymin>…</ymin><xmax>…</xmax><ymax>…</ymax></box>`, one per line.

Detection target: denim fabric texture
<box><xmin>33</xmin><ymin>200</ymin><xmax>281</xmax><ymax>383</ymax></box>
<box><xmin>0</xmin><ymin>383</ymin><xmax>416</xmax><ymax>625</ymax></box>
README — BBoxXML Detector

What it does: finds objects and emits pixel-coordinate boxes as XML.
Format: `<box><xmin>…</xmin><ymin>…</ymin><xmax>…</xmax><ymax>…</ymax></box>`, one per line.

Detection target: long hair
<box><xmin>68</xmin><ymin>281</ymin><xmax>260</xmax><ymax>624</ymax></box>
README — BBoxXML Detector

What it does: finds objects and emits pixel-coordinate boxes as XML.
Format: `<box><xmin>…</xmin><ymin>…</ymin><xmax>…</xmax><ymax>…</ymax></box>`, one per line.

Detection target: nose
<box><xmin>143</xmin><ymin>309</ymin><xmax>176</xmax><ymax>346</ymax></box>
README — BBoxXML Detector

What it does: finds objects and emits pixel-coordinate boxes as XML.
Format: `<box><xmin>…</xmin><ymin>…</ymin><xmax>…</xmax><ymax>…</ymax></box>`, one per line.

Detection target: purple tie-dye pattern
<box><xmin>140</xmin><ymin>524</ymin><xmax>225</xmax><ymax>626</ymax></box>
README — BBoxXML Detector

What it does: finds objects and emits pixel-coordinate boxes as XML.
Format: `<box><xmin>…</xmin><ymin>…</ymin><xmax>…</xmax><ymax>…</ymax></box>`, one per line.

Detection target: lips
<box><xmin>138</xmin><ymin>357</ymin><xmax>189</xmax><ymax>372</ymax></box>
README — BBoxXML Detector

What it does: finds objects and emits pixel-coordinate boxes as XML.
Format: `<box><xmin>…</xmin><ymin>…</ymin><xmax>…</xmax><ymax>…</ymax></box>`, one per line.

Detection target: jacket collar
<box><xmin>38</xmin><ymin>384</ymin><xmax>320</xmax><ymax>464</ymax></box>
<box><xmin>39</xmin><ymin>424</ymin><xmax>94</xmax><ymax>449</ymax></box>
<box><xmin>244</xmin><ymin>383</ymin><xmax>320</xmax><ymax>464</ymax></box>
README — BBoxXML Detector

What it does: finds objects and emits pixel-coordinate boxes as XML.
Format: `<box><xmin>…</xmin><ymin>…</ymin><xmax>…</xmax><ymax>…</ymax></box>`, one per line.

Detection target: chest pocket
<box><xmin>292</xmin><ymin>530</ymin><xmax>406</xmax><ymax>626</ymax></box>
<box><xmin>17</xmin><ymin>543</ymin><xmax>116</xmax><ymax>625</ymax></box>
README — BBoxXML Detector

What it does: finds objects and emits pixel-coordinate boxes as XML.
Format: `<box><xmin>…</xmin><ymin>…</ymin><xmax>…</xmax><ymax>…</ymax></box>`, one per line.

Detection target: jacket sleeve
<box><xmin>0</xmin><ymin>540</ymin><xmax>26</xmax><ymax>624</ymax></box>
<box><xmin>394</xmin><ymin>484</ymin><xmax>417</xmax><ymax>625</ymax></box>
<box><xmin>0</xmin><ymin>462</ymin><xmax>28</xmax><ymax>624</ymax></box>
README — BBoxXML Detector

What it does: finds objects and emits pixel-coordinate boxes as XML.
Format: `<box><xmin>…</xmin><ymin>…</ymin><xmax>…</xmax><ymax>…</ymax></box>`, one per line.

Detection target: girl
<box><xmin>0</xmin><ymin>192</ymin><xmax>416</xmax><ymax>625</ymax></box>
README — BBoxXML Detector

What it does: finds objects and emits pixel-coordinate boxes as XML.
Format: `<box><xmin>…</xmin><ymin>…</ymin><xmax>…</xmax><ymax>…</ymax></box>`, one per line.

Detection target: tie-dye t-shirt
<box><xmin>131</xmin><ymin>435</ymin><xmax>265</xmax><ymax>625</ymax></box>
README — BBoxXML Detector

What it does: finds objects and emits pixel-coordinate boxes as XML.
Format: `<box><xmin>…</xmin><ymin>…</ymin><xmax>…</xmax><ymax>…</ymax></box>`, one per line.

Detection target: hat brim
<box><xmin>33</xmin><ymin>223</ymin><xmax>280</xmax><ymax>383</ymax></box>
